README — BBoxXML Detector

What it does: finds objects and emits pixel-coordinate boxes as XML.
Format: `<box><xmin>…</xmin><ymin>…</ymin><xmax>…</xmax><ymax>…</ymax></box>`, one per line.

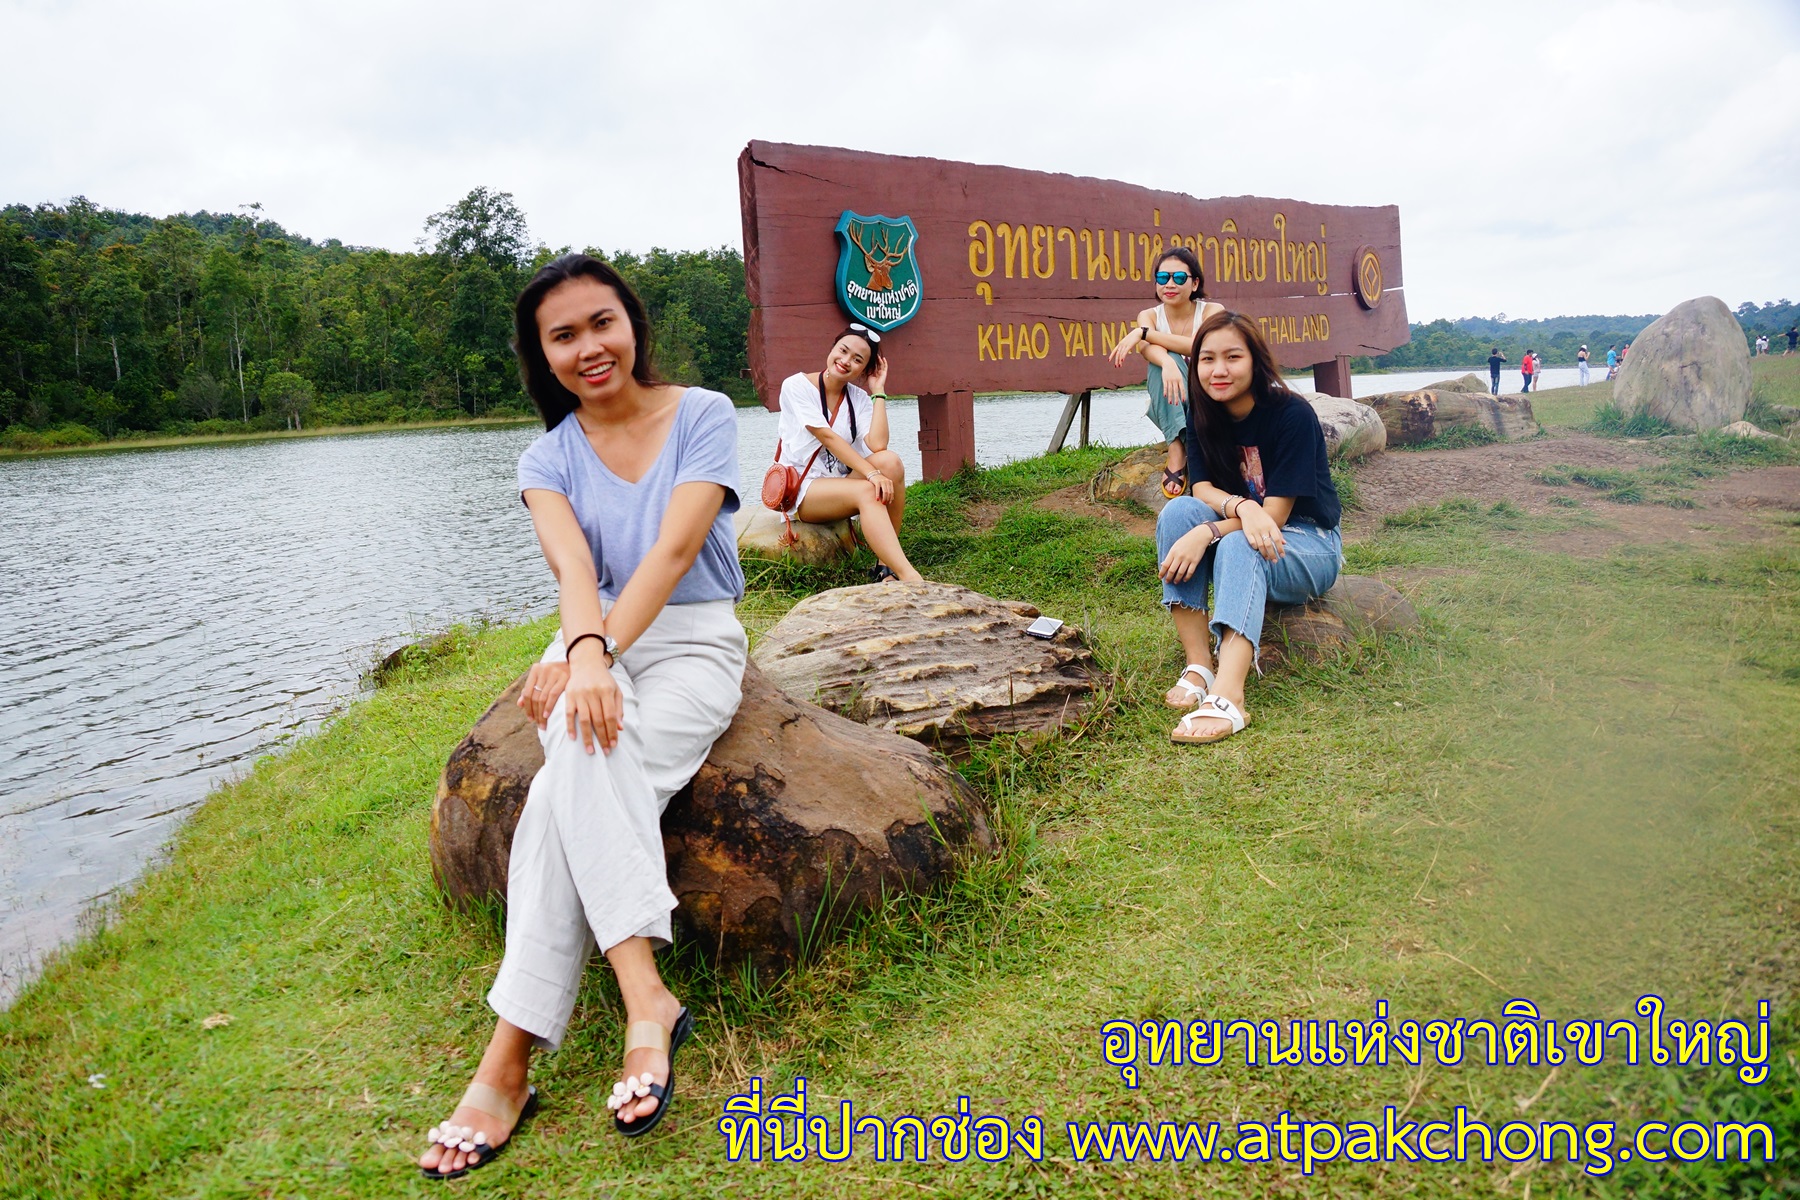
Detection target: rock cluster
<box><xmin>1360</xmin><ymin>389</ymin><xmax>1536</xmax><ymax>445</ymax></box>
<box><xmin>751</xmin><ymin>581</ymin><xmax>1101</xmax><ymax>752</ymax></box>
<box><xmin>1614</xmin><ymin>297</ymin><xmax>1752</xmax><ymax>431</ymax></box>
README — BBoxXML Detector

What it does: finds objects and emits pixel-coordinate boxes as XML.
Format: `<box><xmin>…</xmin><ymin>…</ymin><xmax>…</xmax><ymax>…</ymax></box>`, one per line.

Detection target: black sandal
<box><xmin>420</xmin><ymin>1084</ymin><xmax>538</xmax><ymax>1181</ymax></box>
<box><xmin>869</xmin><ymin>564</ymin><xmax>898</xmax><ymax>583</ymax></box>
<box><xmin>1161</xmin><ymin>467</ymin><xmax>1188</xmax><ymax>499</ymax></box>
<box><xmin>610</xmin><ymin>1007</ymin><xmax>694</xmax><ymax>1138</ymax></box>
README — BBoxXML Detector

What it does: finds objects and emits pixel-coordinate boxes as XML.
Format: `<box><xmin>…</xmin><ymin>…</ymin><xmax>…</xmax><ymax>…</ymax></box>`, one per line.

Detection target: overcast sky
<box><xmin>3</xmin><ymin>0</ymin><xmax>1795</xmax><ymax>321</ymax></box>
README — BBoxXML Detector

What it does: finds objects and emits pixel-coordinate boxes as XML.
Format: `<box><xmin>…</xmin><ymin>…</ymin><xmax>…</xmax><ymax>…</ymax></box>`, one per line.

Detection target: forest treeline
<box><xmin>0</xmin><ymin>189</ymin><xmax>751</xmax><ymax>449</ymax></box>
<box><xmin>1361</xmin><ymin>301</ymin><xmax>1798</xmax><ymax>371</ymax></box>
<box><xmin>3</xmin><ymin>188</ymin><xmax>1794</xmax><ymax>449</ymax></box>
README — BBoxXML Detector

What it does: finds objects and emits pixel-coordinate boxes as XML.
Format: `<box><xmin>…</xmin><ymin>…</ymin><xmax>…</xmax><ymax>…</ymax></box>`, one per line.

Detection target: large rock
<box><xmin>751</xmin><ymin>581</ymin><xmax>1100</xmax><ymax>752</ymax></box>
<box><xmin>1090</xmin><ymin>445</ymin><xmax>1173</xmax><ymax>511</ymax></box>
<box><xmin>1361</xmin><ymin>389</ymin><xmax>1536</xmax><ymax>445</ymax></box>
<box><xmin>1090</xmin><ymin>395</ymin><xmax>1383</xmax><ymax>513</ymax></box>
<box><xmin>735</xmin><ymin>505</ymin><xmax>856</xmax><ymax>565</ymax></box>
<box><xmin>1423</xmin><ymin>373</ymin><xmax>1491</xmax><ymax>394</ymax></box>
<box><xmin>1614</xmin><ymin>297</ymin><xmax>1752</xmax><ymax>431</ymax></box>
<box><xmin>1296</xmin><ymin>392</ymin><xmax>1387</xmax><ymax>461</ymax></box>
<box><xmin>430</xmin><ymin>662</ymin><xmax>992</xmax><ymax>977</ymax></box>
<box><xmin>1263</xmin><ymin>575</ymin><xmax>1419</xmax><ymax>665</ymax></box>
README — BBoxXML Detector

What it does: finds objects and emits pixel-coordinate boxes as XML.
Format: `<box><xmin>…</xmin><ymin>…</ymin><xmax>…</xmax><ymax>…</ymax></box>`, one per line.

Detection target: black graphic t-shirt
<box><xmin>1189</xmin><ymin>391</ymin><xmax>1340</xmax><ymax>530</ymax></box>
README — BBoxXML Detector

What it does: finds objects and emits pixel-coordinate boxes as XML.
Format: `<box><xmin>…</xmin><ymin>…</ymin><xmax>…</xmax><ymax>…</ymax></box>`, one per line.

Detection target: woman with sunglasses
<box><xmin>776</xmin><ymin>323</ymin><xmax>923</xmax><ymax>582</ymax></box>
<box><xmin>418</xmin><ymin>255</ymin><xmax>745</xmax><ymax>1177</ymax></box>
<box><xmin>1107</xmin><ymin>247</ymin><xmax>1223</xmax><ymax>499</ymax></box>
<box><xmin>1155</xmin><ymin>310</ymin><xmax>1342</xmax><ymax>746</ymax></box>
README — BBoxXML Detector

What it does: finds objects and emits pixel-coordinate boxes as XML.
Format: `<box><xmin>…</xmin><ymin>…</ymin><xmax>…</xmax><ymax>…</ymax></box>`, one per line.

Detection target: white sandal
<box><xmin>1172</xmin><ymin>694</ymin><xmax>1248</xmax><ymax>744</ymax></box>
<box><xmin>1165</xmin><ymin>663</ymin><xmax>1216</xmax><ymax>710</ymax></box>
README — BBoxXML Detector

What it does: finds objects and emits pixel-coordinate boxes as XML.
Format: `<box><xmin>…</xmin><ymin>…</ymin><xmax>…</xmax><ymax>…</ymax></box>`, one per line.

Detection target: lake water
<box><xmin>0</xmin><ymin>366</ymin><xmax>1594</xmax><ymax>1002</ymax></box>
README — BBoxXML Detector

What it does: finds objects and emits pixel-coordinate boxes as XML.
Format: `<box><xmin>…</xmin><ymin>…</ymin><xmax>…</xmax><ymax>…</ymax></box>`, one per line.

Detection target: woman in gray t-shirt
<box><xmin>420</xmin><ymin>256</ymin><xmax>745</xmax><ymax>1177</ymax></box>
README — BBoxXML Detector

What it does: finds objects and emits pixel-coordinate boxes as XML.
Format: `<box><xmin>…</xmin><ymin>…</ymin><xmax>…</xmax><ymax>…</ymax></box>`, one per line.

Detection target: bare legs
<box><xmin>797</xmin><ymin>449</ymin><xmax>922</xmax><ymax>582</ymax></box>
<box><xmin>605</xmin><ymin>935</ymin><xmax>685</xmax><ymax>1127</ymax></box>
<box><xmin>1165</xmin><ymin>603</ymin><xmax>1254</xmax><ymax>737</ymax></box>
<box><xmin>418</xmin><ymin>935</ymin><xmax>683</xmax><ymax>1174</ymax></box>
<box><xmin>1166</xmin><ymin>437</ymin><xmax>1187</xmax><ymax>478</ymax></box>
<box><xmin>418</xmin><ymin>1021</ymin><xmax>534</xmax><ymax>1176</ymax></box>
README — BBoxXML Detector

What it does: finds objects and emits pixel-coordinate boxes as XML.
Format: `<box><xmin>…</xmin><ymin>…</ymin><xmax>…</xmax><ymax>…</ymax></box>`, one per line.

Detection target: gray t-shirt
<box><xmin>516</xmin><ymin>387</ymin><xmax>744</xmax><ymax>603</ymax></box>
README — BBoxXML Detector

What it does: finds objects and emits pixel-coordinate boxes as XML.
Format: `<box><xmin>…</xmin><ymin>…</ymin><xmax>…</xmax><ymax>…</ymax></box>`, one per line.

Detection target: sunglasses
<box><xmin>847</xmin><ymin>322</ymin><xmax>883</xmax><ymax>343</ymax></box>
<box><xmin>1154</xmin><ymin>271</ymin><xmax>1192</xmax><ymax>286</ymax></box>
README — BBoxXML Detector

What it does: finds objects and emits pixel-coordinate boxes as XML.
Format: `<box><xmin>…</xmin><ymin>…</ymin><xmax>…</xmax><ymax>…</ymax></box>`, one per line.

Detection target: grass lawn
<box><xmin>2</xmin><ymin>441</ymin><xmax>1796</xmax><ymax>1198</ymax></box>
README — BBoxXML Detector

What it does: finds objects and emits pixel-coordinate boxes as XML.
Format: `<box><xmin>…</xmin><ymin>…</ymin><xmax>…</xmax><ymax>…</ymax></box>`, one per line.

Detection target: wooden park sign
<box><xmin>739</xmin><ymin>141</ymin><xmax>1409</xmax><ymax>479</ymax></box>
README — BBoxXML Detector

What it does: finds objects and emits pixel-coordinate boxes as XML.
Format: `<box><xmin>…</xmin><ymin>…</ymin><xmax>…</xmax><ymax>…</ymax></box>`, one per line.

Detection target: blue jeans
<box><xmin>1155</xmin><ymin>497</ymin><xmax>1343</xmax><ymax>667</ymax></box>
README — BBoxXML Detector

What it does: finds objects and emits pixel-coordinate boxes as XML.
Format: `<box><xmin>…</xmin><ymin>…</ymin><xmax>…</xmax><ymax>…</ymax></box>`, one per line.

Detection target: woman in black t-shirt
<box><xmin>1154</xmin><ymin>311</ymin><xmax>1343</xmax><ymax>744</ymax></box>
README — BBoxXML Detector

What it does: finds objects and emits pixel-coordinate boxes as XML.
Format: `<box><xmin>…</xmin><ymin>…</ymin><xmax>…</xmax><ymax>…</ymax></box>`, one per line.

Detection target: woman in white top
<box><xmin>1108</xmin><ymin>247</ymin><xmax>1225</xmax><ymax>498</ymax></box>
<box><xmin>777</xmin><ymin>324</ymin><xmax>923</xmax><ymax>582</ymax></box>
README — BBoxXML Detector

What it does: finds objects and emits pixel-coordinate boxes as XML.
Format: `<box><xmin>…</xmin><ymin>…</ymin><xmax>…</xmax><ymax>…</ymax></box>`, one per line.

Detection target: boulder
<box><xmin>1719</xmin><ymin>420</ymin><xmax>1781</xmax><ymax>441</ymax></box>
<box><xmin>735</xmin><ymin>505</ymin><xmax>856</xmax><ymax>565</ymax></box>
<box><xmin>750</xmin><ymin>581</ymin><xmax>1101</xmax><ymax>752</ymax></box>
<box><xmin>1263</xmin><ymin>575</ymin><xmax>1419</xmax><ymax>666</ymax></box>
<box><xmin>429</xmin><ymin>662</ymin><xmax>992</xmax><ymax>978</ymax></box>
<box><xmin>1296</xmin><ymin>392</ymin><xmax>1388</xmax><ymax>461</ymax></box>
<box><xmin>1423</xmin><ymin>373</ymin><xmax>1491</xmax><ymax>394</ymax></box>
<box><xmin>1614</xmin><ymin>297</ymin><xmax>1752</xmax><ymax>431</ymax></box>
<box><xmin>1361</xmin><ymin>389</ymin><xmax>1536</xmax><ymax>446</ymax></box>
<box><xmin>1089</xmin><ymin>445</ymin><xmax>1171</xmax><ymax>512</ymax></box>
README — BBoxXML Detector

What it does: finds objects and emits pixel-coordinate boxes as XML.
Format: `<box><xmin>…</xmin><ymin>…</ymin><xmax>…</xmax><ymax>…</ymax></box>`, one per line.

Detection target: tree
<box><xmin>177</xmin><ymin>370</ymin><xmax>225</xmax><ymax>420</ymax></box>
<box><xmin>261</xmin><ymin>370</ymin><xmax>314</xmax><ymax>430</ymax></box>
<box><xmin>425</xmin><ymin>187</ymin><xmax>531</xmax><ymax>272</ymax></box>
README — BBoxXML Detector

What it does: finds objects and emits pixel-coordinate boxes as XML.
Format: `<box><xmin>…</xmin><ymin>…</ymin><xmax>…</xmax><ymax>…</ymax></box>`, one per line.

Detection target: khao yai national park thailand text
<box><xmin>0</xmin><ymin>3</ymin><xmax>1795</xmax><ymax>1197</ymax></box>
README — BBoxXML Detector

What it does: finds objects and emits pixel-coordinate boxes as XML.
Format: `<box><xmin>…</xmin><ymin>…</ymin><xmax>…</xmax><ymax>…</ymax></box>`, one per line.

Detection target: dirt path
<box><xmin>1030</xmin><ymin>432</ymin><xmax>1800</xmax><ymax>556</ymax></box>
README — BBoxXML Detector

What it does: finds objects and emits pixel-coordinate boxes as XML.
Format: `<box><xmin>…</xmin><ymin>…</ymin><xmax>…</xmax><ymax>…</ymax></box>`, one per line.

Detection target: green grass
<box><xmin>2</xmin><ymin>448</ymin><xmax>1797</xmax><ymax>1197</ymax></box>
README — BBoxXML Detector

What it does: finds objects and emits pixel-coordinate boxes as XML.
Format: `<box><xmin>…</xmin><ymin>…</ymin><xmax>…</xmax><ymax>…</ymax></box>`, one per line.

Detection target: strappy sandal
<box><xmin>869</xmin><ymin>563</ymin><xmax>898</xmax><ymax>583</ymax></box>
<box><xmin>1165</xmin><ymin>663</ymin><xmax>1216</xmax><ymax>711</ymax></box>
<box><xmin>1161</xmin><ymin>467</ymin><xmax>1188</xmax><ymax>500</ymax></box>
<box><xmin>1172</xmin><ymin>695</ymin><xmax>1249</xmax><ymax>745</ymax></box>
<box><xmin>420</xmin><ymin>1082</ymin><xmax>538</xmax><ymax>1181</ymax></box>
<box><xmin>609</xmin><ymin>1007</ymin><xmax>694</xmax><ymax>1138</ymax></box>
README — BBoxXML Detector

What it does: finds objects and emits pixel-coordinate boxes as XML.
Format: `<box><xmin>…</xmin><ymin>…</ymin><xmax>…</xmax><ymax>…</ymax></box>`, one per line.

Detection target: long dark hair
<box><xmin>512</xmin><ymin>253</ymin><xmax>660</xmax><ymax>430</ymax></box>
<box><xmin>1184</xmin><ymin>310</ymin><xmax>1292</xmax><ymax>490</ymax></box>
<box><xmin>1155</xmin><ymin>246</ymin><xmax>1205</xmax><ymax>301</ymax></box>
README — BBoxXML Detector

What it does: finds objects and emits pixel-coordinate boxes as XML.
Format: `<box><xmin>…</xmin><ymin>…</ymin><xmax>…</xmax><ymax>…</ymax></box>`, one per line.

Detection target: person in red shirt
<box><xmin>1520</xmin><ymin>350</ymin><xmax>1536</xmax><ymax>393</ymax></box>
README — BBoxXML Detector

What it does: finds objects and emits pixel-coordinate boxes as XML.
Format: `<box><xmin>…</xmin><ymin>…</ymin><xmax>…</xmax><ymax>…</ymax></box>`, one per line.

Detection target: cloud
<box><xmin>1</xmin><ymin>0</ymin><xmax>1795</xmax><ymax>319</ymax></box>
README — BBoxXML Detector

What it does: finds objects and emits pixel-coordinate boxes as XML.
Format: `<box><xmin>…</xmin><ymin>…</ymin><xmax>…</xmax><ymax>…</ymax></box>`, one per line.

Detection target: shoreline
<box><xmin>0</xmin><ymin>414</ymin><xmax>544</xmax><ymax>460</ymax></box>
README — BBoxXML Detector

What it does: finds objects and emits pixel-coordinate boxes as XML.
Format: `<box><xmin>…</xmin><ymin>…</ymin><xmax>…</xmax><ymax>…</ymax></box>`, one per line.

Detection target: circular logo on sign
<box><xmin>1354</xmin><ymin>246</ymin><xmax>1383</xmax><ymax>310</ymax></box>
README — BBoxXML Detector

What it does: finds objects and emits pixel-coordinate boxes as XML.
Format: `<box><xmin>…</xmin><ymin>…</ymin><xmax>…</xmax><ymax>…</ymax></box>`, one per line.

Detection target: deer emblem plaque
<box><xmin>833</xmin><ymin>211</ymin><xmax>922</xmax><ymax>332</ymax></box>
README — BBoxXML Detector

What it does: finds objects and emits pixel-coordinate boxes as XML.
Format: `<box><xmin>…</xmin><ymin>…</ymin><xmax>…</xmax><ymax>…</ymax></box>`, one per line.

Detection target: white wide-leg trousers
<box><xmin>486</xmin><ymin>599</ymin><xmax>746</xmax><ymax>1050</ymax></box>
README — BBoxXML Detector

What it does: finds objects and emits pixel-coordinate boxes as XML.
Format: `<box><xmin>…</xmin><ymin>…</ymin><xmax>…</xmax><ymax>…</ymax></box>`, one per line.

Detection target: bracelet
<box><xmin>565</xmin><ymin>632</ymin><xmax>612</xmax><ymax>665</ymax></box>
<box><xmin>870</xmin><ymin>392</ymin><xmax>888</xmax><ymax>401</ymax></box>
<box><xmin>1225</xmin><ymin>496</ymin><xmax>1241</xmax><ymax>518</ymax></box>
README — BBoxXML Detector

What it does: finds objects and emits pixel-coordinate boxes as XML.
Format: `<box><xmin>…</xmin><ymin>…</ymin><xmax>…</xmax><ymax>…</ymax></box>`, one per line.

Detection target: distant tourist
<box><xmin>1156</xmin><ymin>311</ymin><xmax>1341</xmax><ymax>747</ymax></box>
<box><xmin>1488</xmin><ymin>346</ymin><xmax>1507</xmax><ymax>395</ymax></box>
<box><xmin>1108</xmin><ymin>247</ymin><xmax>1224</xmax><ymax>498</ymax></box>
<box><xmin>1606</xmin><ymin>344</ymin><xmax>1619</xmax><ymax>379</ymax></box>
<box><xmin>419</xmin><ymin>254</ymin><xmax>747</xmax><ymax>1177</ymax></box>
<box><xmin>1578</xmin><ymin>344</ymin><xmax>1590</xmax><ymax>385</ymax></box>
<box><xmin>1787</xmin><ymin>325</ymin><xmax>1798</xmax><ymax>355</ymax></box>
<box><xmin>1520</xmin><ymin>349</ymin><xmax>1536</xmax><ymax>393</ymax></box>
<box><xmin>1755</xmin><ymin>334</ymin><xmax>1769</xmax><ymax>356</ymax></box>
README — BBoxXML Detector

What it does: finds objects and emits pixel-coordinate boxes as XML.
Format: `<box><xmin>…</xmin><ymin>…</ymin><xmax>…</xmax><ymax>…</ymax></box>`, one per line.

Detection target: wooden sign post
<box><xmin>740</xmin><ymin>141</ymin><xmax>1408</xmax><ymax>480</ymax></box>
